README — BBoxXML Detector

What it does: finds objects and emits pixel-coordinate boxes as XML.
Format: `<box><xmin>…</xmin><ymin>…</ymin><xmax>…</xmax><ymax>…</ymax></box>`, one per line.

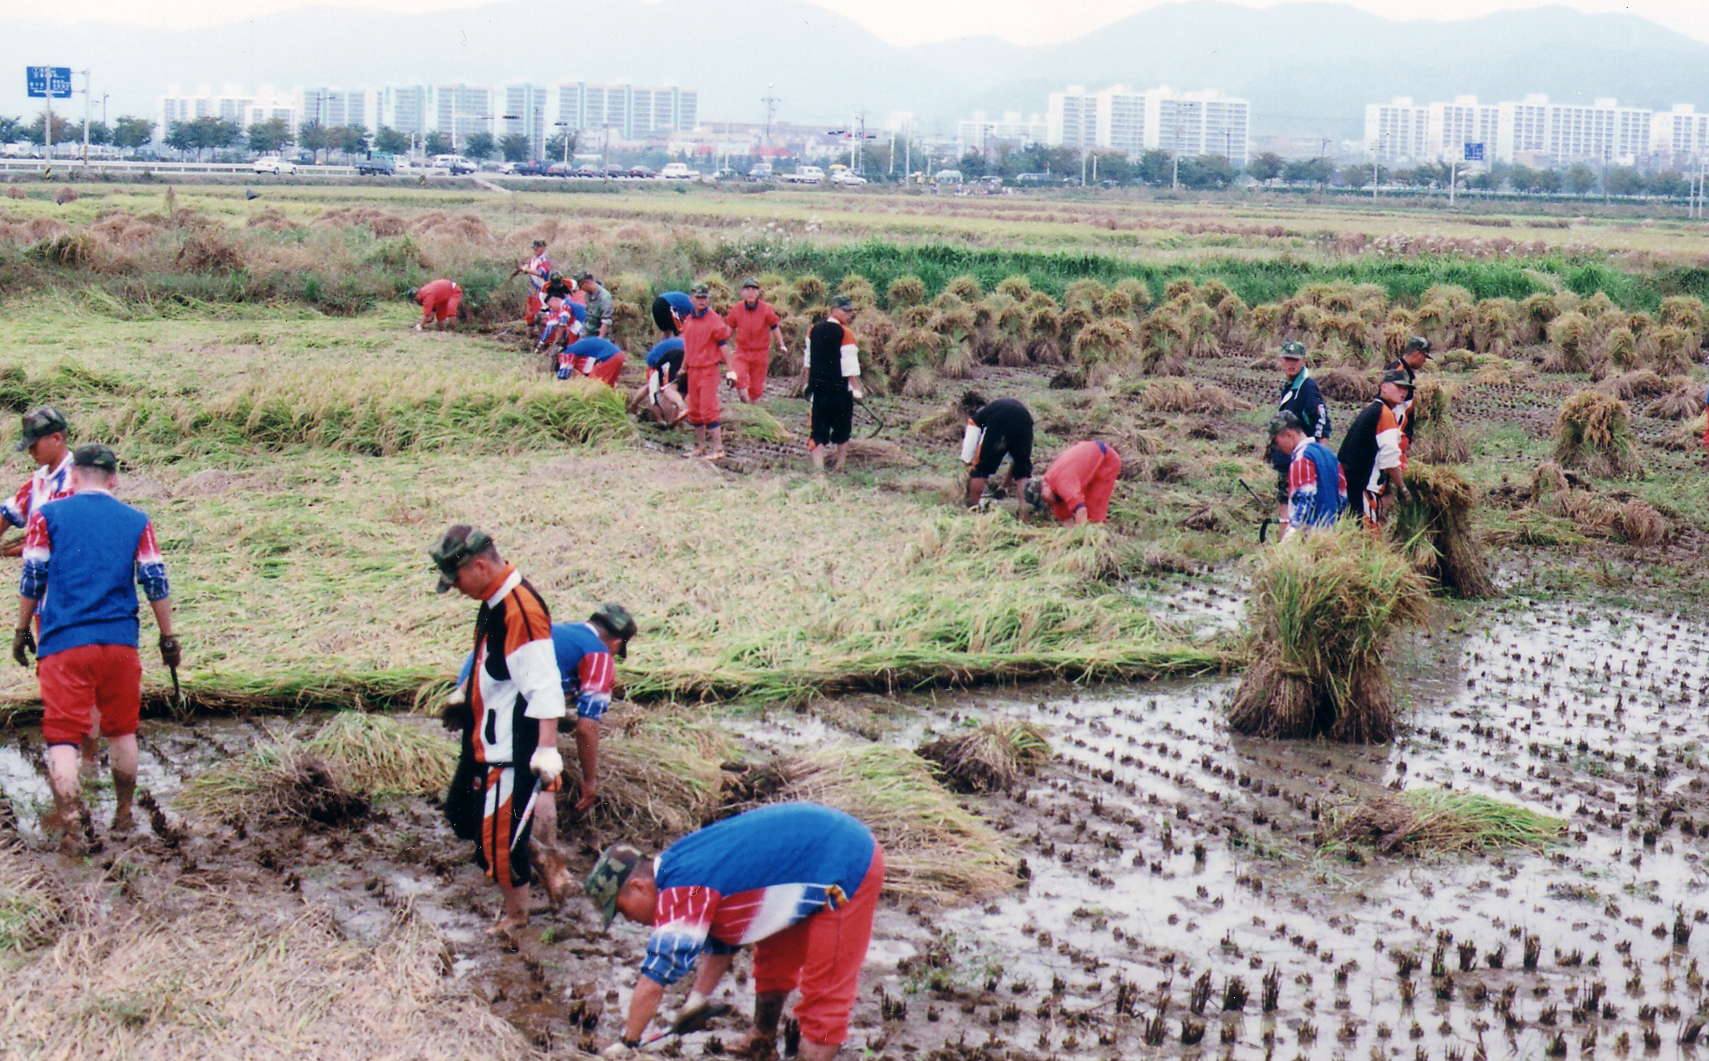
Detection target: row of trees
<box><xmin>1248</xmin><ymin>151</ymin><xmax>1705</xmax><ymax>198</ymax></box>
<box><xmin>156</xmin><ymin>118</ymin><xmax>568</xmax><ymax>163</ymax></box>
<box><xmin>0</xmin><ymin>114</ymin><xmax>158</xmax><ymax>150</ymax></box>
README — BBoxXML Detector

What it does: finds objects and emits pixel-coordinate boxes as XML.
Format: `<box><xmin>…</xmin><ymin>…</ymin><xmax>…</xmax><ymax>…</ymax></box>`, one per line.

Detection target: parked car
<box><xmin>431</xmin><ymin>154</ymin><xmax>477</xmax><ymax>175</ymax></box>
<box><xmin>512</xmin><ymin>160</ymin><xmax>549</xmax><ymax>177</ymax></box>
<box><xmin>546</xmin><ymin>161</ymin><xmax>574</xmax><ymax>177</ymax></box>
<box><xmin>660</xmin><ymin>162</ymin><xmax>701</xmax><ymax>180</ymax></box>
<box><xmin>831</xmin><ymin>170</ymin><xmax>867</xmax><ymax>186</ymax></box>
<box><xmin>252</xmin><ymin>156</ymin><xmax>297</xmax><ymax>175</ymax></box>
<box><xmin>748</xmin><ymin>162</ymin><xmax>774</xmax><ymax>182</ymax></box>
<box><xmin>626</xmin><ymin>165</ymin><xmax>658</xmax><ymax>178</ymax></box>
<box><xmin>780</xmin><ymin>165</ymin><xmax>824</xmax><ymax>185</ymax></box>
<box><xmin>356</xmin><ymin>153</ymin><xmax>396</xmax><ymax>176</ymax></box>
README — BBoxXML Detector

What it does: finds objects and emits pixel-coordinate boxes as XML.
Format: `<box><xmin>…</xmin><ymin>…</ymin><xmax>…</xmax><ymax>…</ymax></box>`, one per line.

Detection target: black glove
<box><xmin>159</xmin><ymin>634</ymin><xmax>182</xmax><ymax>668</ymax></box>
<box><xmin>12</xmin><ymin>627</ymin><xmax>34</xmax><ymax>667</ymax></box>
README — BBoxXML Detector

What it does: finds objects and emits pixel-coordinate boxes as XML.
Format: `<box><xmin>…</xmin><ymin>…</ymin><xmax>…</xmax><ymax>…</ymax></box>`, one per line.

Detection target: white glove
<box><xmin>600</xmin><ymin>1041</ymin><xmax>634</xmax><ymax>1059</ymax></box>
<box><xmin>444</xmin><ymin>683</ymin><xmax>466</xmax><ymax>707</ymax></box>
<box><xmin>529</xmin><ymin>746</ymin><xmax>564</xmax><ymax>783</ymax></box>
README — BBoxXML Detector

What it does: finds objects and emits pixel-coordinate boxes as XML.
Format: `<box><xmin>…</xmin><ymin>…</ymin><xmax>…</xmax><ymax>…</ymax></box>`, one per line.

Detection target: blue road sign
<box><xmin>1464</xmin><ymin>142</ymin><xmax>1486</xmax><ymax>162</ymax></box>
<box><xmin>26</xmin><ymin>67</ymin><xmax>73</xmax><ymax>100</ymax></box>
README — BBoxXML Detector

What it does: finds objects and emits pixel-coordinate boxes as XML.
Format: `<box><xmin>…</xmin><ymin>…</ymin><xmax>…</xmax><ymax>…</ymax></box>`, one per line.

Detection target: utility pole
<box><xmin>79</xmin><ymin>68</ymin><xmax>91</xmax><ymax>163</ymax></box>
<box><xmin>762</xmin><ymin>85</ymin><xmax>779</xmax><ymax>148</ymax></box>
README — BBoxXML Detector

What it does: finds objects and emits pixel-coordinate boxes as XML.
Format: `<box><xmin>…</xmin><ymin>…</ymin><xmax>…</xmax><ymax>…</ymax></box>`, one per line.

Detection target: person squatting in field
<box><xmin>1024</xmin><ymin>440</ymin><xmax>1121</xmax><ymax>525</ymax></box>
<box><xmin>535</xmin><ymin>297</ymin><xmax>586</xmax><ymax>361</ymax></box>
<box><xmin>431</xmin><ymin>524</ymin><xmax>565</xmax><ymax>935</ymax></box>
<box><xmin>680</xmin><ymin>284</ymin><xmax>735</xmax><ymax>460</ymax></box>
<box><xmin>803</xmin><ymin>296</ymin><xmax>863</xmax><ymax>475</ymax></box>
<box><xmin>1269</xmin><ymin>342</ymin><xmax>1331</xmax><ymax>526</ymax></box>
<box><xmin>410</xmin><ymin>278</ymin><xmax>463</xmax><ymax>331</ymax></box>
<box><xmin>958</xmin><ymin>393</ymin><xmax>1034</xmax><ymax>510</ymax></box>
<box><xmin>631</xmin><ymin>337</ymin><xmax>689</xmax><ymax>426</ymax></box>
<box><xmin>14</xmin><ymin>444</ymin><xmax>178</xmax><ymax>852</ymax></box>
<box><xmin>585</xmin><ymin>802</ymin><xmax>885</xmax><ymax>1061</ymax></box>
<box><xmin>724</xmin><ymin>278</ymin><xmax>785</xmax><ymax>404</ymax></box>
<box><xmin>1338</xmin><ymin>370</ymin><xmax>1413</xmax><ymax>528</ymax></box>
<box><xmin>1268</xmin><ymin>411</ymin><xmax>1346</xmax><ymax>540</ymax></box>
<box><xmin>652</xmin><ymin>290</ymin><xmax>693</xmax><ymax>339</ymax></box>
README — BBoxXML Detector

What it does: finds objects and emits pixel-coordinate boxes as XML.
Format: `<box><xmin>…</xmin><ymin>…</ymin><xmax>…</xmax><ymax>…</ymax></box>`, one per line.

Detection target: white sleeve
<box><xmin>647</xmin><ymin>368</ymin><xmax>661</xmax><ymax>400</ymax></box>
<box><xmin>509</xmin><ymin>638</ymin><xmax>567</xmax><ymax>720</ymax></box>
<box><xmin>1374</xmin><ymin>425</ymin><xmax>1402</xmax><ymax>473</ymax></box>
<box><xmin>839</xmin><ymin>342</ymin><xmax>860</xmax><ymax>378</ymax></box>
<box><xmin>802</xmin><ymin>341</ymin><xmax>812</xmax><ymax>374</ymax></box>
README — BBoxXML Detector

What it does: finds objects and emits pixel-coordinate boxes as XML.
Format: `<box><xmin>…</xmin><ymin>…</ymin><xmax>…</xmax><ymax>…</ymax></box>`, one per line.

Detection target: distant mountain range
<box><xmin>7</xmin><ymin>0</ymin><xmax>1709</xmax><ymax>142</ymax></box>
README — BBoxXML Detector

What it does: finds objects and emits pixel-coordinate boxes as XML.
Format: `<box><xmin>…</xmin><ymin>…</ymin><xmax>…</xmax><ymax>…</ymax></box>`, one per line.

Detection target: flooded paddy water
<box><xmin>6</xmin><ymin>580</ymin><xmax>1709</xmax><ymax>1061</ymax></box>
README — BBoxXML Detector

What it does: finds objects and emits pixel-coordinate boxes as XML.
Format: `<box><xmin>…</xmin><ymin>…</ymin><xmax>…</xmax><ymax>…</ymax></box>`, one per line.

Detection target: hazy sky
<box><xmin>13</xmin><ymin>0</ymin><xmax>1709</xmax><ymax>47</ymax></box>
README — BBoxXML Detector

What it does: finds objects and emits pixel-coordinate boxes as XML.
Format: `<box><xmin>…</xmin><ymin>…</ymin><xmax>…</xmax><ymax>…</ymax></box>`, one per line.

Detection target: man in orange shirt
<box><xmin>1024</xmin><ymin>440</ymin><xmax>1121</xmax><ymax>526</ymax></box>
<box><xmin>680</xmin><ymin>284</ymin><xmax>734</xmax><ymax>460</ymax></box>
<box><xmin>724</xmin><ymin>278</ymin><xmax>784</xmax><ymax>404</ymax></box>
<box><xmin>410</xmin><ymin>279</ymin><xmax>463</xmax><ymax>331</ymax></box>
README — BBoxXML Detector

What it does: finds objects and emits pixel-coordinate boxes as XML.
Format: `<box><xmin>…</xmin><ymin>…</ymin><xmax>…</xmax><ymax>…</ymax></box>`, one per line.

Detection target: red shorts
<box><xmin>526</xmin><ymin>294</ymin><xmax>543</xmax><ymax>322</ymax></box>
<box><xmin>732</xmin><ymin>348</ymin><xmax>769</xmax><ymax>401</ymax></box>
<box><xmin>588</xmin><ymin>351</ymin><xmax>625</xmax><ymax>388</ymax></box>
<box><xmin>752</xmin><ymin>844</ymin><xmax>885</xmax><ymax>1047</ymax></box>
<box><xmin>685</xmin><ymin>367</ymin><xmax>722</xmax><ymax>426</ymax></box>
<box><xmin>39</xmin><ymin>643</ymin><xmax>142</xmax><ymax>746</ymax></box>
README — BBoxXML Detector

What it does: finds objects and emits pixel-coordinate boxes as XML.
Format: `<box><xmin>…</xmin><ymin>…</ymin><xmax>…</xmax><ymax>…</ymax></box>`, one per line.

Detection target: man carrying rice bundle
<box><xmin>1023</xmin><ymin>439</ymin><xmax>1121</xmax><ymax>526</ymax></box>
<box><xmin>1338</xmin><ymin>370</ymin><xmax>1412</xmax><ymax>528</ymax></box>
<box><xmin>586</xmin><ymin>802</ymin><xmax>885</xmax><ymax>1061</ymax></box>
<box><xmin>1268</xmin><ymin>411</ymin><xmax>1346</xmax><ymax>540</ymax></box>
<box><xmin>632</xmin><ymin>336</ymin><xmax>689</xmax><ymax>426</ymax></box>
<box><xmin>431</xmin><ymin>524</ymin><xmax>565</xmax><ymax>935</ymax></box>
<box><xmin>14</xmin><ymin>444</ymin><xmax>178</xmax><ymax>852</ymax></box>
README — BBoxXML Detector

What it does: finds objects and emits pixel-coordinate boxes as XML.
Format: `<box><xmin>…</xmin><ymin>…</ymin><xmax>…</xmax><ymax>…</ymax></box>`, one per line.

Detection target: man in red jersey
<box><xmin>724</xmin><ymin>278</ymin><xmax>784</xmax><ymax>404</ymax></box>
<box><xmin>680</xmin><ymin>283</ymin><xmax>733</xmax><ymax>459</ymax></box>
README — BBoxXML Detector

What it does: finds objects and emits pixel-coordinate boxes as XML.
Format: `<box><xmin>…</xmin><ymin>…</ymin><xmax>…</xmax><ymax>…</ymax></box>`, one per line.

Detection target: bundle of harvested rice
<box><xmin>176</xmin><ymin>744</ymin><xmax>372</xmax><ymax>827</ymax></box>
<box><xmin>1313</xmin><ymin>366</ymin><xmax>1375</xmax><ymax>404</ymax></box>
<box><xmin>1553</xmin><ymin>389</ymin><xmax>1640</xmax><ymax>479</ymax></box>
<box><xmin>302</xmin><ymin>713</ymin><xmax>458</xmax><ymax>796</ymax></box>
<box><xmin>562</xmin><ymin>706</ymin><xmax>732</xmax><ymax>841</ymax></box>
<box><xmin>723</xmin><ymin>403</ymin><xmax>792</xmax><ymax>444</ymax></box>
<box><xmin>741</xmin><ymin>744</ymin><xmax>1017</xmax><ymax>902</ymax></box>
<box><xmin>1647</xmin><ymin>379</ymin><xmax>1706</xmax><ymax>420</ymax></box>
<box><xmin>1407</xmin><ymin>378</ymin><xmax>1469</xmax><ymax>465</ymax></box>
<box><xmin>8</xmin><ymin>904</ymin><xmax>540</xmax><ymax>1059</ymax></box>
<box><xmin>1319</xmin><ymin>788</ymin><xmax>1563</xmax><ymax>855</ymax></box>
<box><xmin>1227</xmin><ymin>523</ymin><xmax>1432</xmax><ymax>744</ymax></box>
<box><xmin>1392</xmin><ymin>465</ymin><xmax>1499</xmax><ymax>599</ymax></box>
<box><xmin>917</xmin><ymin>718</ymin><xmax>1052</xmax><ymax>793</ymax></box>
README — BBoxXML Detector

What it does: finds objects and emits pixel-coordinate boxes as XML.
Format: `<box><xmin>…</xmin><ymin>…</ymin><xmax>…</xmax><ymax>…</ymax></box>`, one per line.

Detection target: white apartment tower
<box><xmin>1047</xmin><ymin>85</ymin><xmax>1249</xmax><ymax>164</ymax></box>
<box><xmin>1364</xmin><ymin>98</ymin><xmax>1430</xmax><ymax>163</ymax></box>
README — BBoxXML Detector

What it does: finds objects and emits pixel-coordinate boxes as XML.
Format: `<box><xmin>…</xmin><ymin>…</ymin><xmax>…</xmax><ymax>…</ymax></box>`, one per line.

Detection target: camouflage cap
<box><xmin>1279</xmin><ymin>341</ymin><xmax>1307</xmax><ymax>361</ymax></box>
<box><xmin>740</xmin><ymin>277</ymin><xmax>761</xmax><ymax>289</ymax></box>
<box><xmin>584</xmin><ymin>842</ymin><xmax>645</xmax><ymax>929</ymax></box>
<box><xmin>1380</xmin><ymin>369</ymin><xmax>1415</xmax><ymax>390</ymax></box>
<box><xmin>1267</xmin><ymin>410</ymin><xmax>1305</xmax><ymax>438</ymax></box>
<box><xmin>532</xmin><ymin>238</ymin><xmax>547</xmax><ymax>247</ymax></box>
<box><xmin>429</xmin><ymin>524</ymin><xmax>494</xmax><ymax>593</ymax></box>
<box><xmin>574</xmin><ymin>270</ymin><xmax>596</xmax><ymax>283</ymax></box>
<box><xmin>589</xmin><ymin>603</ymin><xmax>638</xmax><ymax>658</ymax></box>
<box><xmin>1022</xmin><ymin>478</ymin><xmax>1048</xmax><ymax>514</ymax></box>
<box><xmin>1403</xmin><ymin>335</ymin><xmax>1433</xmax><ymax>358</ymax></box>
<box><xmin>690</xmin><ymin>283</ymin><xmax>712</xmax><ymax>297</ymax></box>
<box><xmin>71</xmin><ymin>443</ymin><xmax>118</xmax><ymax>472</ymax></box>
<box><xmin>829</xmin><ymin>294</ymin><xmax>855</xmax><ymax>311</ymax></box>
<box><xmin>15</xmin><ymin>407</ymin><xmax>68</xmax><ymax>452</ymax></box>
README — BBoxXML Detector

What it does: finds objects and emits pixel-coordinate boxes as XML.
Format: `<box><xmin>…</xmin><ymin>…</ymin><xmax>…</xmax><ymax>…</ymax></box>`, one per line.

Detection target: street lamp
<box><xmin>554</xmin><ymin>121</ymin><xmax>574</xmax><ymax>167</ymax></box>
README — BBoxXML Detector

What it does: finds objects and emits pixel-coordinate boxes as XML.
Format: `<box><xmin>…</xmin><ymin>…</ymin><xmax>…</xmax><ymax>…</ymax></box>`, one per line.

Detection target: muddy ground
<box><xmin>7</xmin><ymin>578</ymin><xmax>1709</xmax><ymax>1061</ymax></box>
<box><xmin>7</xmin><ymin>342</ymin><xmax>1709</xmax><ymax>1060</ymax></box>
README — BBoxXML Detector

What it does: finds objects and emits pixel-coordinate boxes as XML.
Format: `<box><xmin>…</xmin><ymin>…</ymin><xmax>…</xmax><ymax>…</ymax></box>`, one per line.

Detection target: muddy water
<box><xmin>7</xmin><ymin>591</ymin><xmax>1709</xmax><ymax>1060</ymax></box>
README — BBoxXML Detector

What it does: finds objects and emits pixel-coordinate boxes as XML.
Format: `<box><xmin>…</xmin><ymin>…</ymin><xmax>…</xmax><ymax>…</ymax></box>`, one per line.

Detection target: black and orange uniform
<box><xmin>453</xmin><ymin>565</ymin><xmax>566</xmax><ymax>890</ymax></box>
<box><xmin>805</xmin><ymin>317</ymin><xmax>860</xmax><ymax>447</ymax></box>
<box><xmin>967</xmin><ymin>398</ymin><xmax>1034</xmax><ymax>481</ymax></box>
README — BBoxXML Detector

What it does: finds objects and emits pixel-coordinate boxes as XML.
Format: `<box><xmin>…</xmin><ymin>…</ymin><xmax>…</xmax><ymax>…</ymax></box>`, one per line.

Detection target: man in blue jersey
<box><xmin>630</xmin><ymin>337</ymin><xmax>689</xmax><ymax>425</ymax></box>
<box><xmin>13</xmin><ymin>444</ymin><xmax>178</xmax><ymax>847</ymax></box>
<box><xmin>1269</xmin><ymin>412</ymin><xmax>1346</xmax><ymax>539</ymax></box>
<box><xmin>562</xmin><ymin>336</ymin><xmax>627</xmax><ymax>388</ymax></box>
<box><xmin>586</xmin><ymin>802</ymin><xmax>885</xmax><ymax>1061</ymax></box>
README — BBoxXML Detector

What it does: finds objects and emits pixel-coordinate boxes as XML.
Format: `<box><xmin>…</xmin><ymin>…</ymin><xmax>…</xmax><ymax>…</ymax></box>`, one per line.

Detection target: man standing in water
<box><xmin>14</xmin><ymin>444</ymin><xmax>177</xmax><ymax>851</ymax></box>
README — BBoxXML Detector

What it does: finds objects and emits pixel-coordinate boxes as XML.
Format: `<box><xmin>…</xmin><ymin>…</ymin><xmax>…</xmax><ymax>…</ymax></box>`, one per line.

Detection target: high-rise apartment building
<box><xmin>1364</xmin><ymin>98</ymin><xmax>1430</xmax><ymax>163</ymax></box>
<box><xmin>957</xmin><ymin>111</ymin><xmax>1047</xmax><ymax>154</ymax></box>
<box><xmin>1046</xmin><ymin>85</ymin><xmax>1249</xmax><ymax>164</ymax></box>
<box><xmin>1371</xmin><ymin>93</ymin><xmax>1659</xmax><ymax>166</ymax></box>
<box><xmin>555</xmin><ymin>84</ymin><xmax>697</xmax><ymax>142</ymax></box>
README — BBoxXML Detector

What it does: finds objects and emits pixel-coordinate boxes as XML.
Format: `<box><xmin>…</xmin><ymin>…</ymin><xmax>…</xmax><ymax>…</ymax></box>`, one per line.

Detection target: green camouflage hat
<box><xmin>585</xmin><ymin>843</ymin><xmax>644</xmax><ymax>929</ymax></box>
<box><xmin>71</xmin><ymin>443</ymin><xmax>118</xmax><ymax>472</ymax></box>
<box><xmin>1279</xmin><ymin>341</ymin><xmax>1307</xmax><ymax>361</ymax></box>
<box><xmin>16</xmin><ymin>407</ymin><xmax>68</xmax><ymax>452</ymax></box>
<box><xmin>429</xmin><ymin>525</ymin><xmax>493</xmax><ymax>593</ymax></box>
<box><xmin>740</xmin><ymin>277</ymin><xmax>761</xmax><ymax>289</ymax></box>
<box><xmin>589</xmin><ymin>603</ymin><xmax>638</xmax><ymax>658</ymax></box>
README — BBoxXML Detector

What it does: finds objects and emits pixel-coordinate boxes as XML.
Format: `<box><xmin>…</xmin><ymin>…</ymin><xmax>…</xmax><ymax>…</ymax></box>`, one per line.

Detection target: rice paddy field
<box><xmin>4</xmin><ymin>177</ymin><xmax>1709</xmax><ymax>1060</ymax></box>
